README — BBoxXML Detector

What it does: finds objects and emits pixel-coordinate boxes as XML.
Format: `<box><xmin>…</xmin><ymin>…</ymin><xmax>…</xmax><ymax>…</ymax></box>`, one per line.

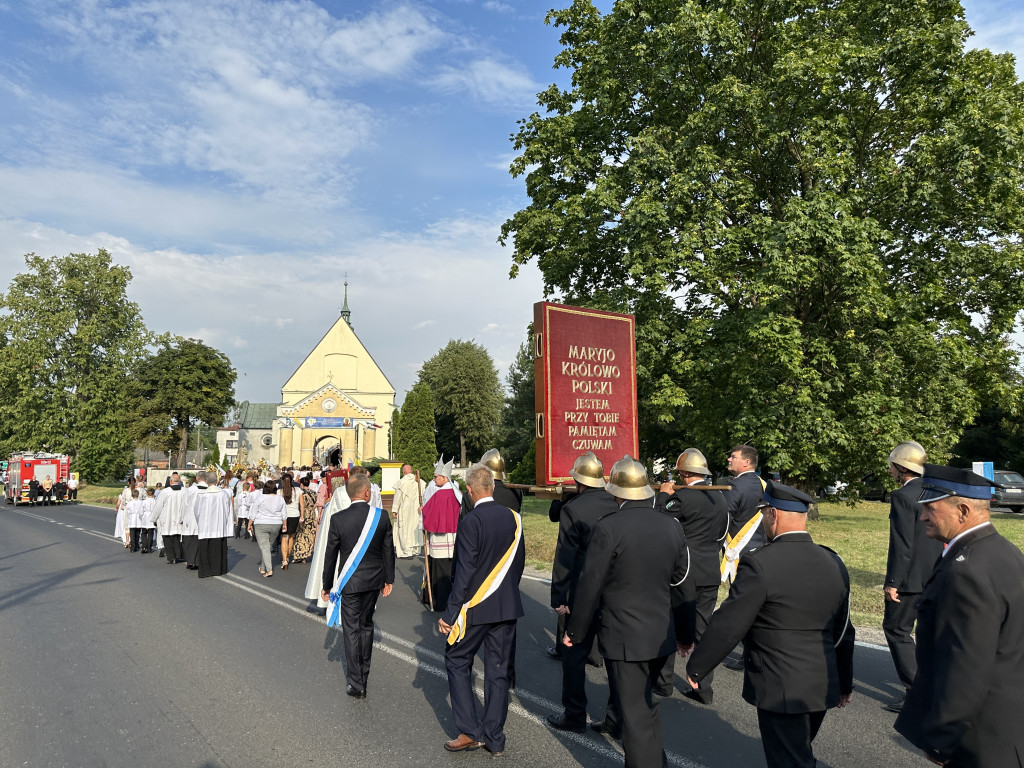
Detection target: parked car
<box><xmin>818</xmin><ymin>478</ymin><xmax>849</xmax><ymax>498</ymax></box>
<box><xmin>861</xmin><ymin>472</ymin><xmax>890</xmax><ymax>502</ymax></box>
<box><xmin>993</xmin><ymin>469</ymin><xmax>1024</xmax><ymax>513</ymax></box>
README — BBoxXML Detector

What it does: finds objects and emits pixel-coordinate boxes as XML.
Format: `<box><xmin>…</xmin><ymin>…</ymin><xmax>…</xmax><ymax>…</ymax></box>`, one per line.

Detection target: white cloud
<box><xmin>0</xmin><ymin>212</ymin><xmax>543</xmax><ymax>404</ymax></box>
<box><xmin>433</xmin><ymin>58</ymin><xmax>539</xmax><ymax>109</ymax></box>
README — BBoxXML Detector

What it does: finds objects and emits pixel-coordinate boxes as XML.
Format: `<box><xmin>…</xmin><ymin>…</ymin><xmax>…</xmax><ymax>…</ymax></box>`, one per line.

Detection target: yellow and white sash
<box><xmin>447</xmin><ymin>511</ymin><xmax>522</xmax><ymax>646</ymax></box>
<box><xmin>721</xmin><ymin>476</ymin><xmax>768</xmax><ymax>584</ymax></box>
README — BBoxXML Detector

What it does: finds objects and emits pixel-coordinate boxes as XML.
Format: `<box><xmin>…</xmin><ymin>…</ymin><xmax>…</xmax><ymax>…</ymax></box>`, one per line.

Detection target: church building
<box><xmin>218</xmin><ymin>285</ymin><xmax>396</xmax><ymax>468</ymax></box>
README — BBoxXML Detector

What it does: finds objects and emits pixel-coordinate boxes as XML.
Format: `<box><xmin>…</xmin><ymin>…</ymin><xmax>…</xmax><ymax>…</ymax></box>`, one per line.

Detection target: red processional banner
<box><xmin>534</xmin><ymin>301</ymin><xmax>639</xmax><ymax>486</ymax></box>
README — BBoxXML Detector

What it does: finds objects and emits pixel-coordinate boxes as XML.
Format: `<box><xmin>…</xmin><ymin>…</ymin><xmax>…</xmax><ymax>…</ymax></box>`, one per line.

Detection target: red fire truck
<box><xmin>5</xmin><ymin>452</ymin><xmax>71</xmax><ymax>505</ymax></box>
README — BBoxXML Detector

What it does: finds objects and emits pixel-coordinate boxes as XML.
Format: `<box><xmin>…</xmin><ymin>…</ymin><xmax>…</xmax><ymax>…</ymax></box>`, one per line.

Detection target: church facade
<box><xmin>218</xmin><ymin>295</ymin><xmax>396</xmax><ymax>469</ymax></box>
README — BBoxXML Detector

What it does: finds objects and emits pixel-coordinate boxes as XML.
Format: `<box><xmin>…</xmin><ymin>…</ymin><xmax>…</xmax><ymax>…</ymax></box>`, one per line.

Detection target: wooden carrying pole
<box><xmin>416</xmin><ymin>470</ymin><xmax>433</xmax><ymax>610</ymax></box>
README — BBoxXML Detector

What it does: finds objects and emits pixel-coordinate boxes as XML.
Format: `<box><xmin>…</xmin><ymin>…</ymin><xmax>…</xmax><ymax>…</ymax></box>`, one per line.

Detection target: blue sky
<box><xmin>0</xmin><ymin>0</ymin><xmax>1021</xmax><ymax>409</ymax></box>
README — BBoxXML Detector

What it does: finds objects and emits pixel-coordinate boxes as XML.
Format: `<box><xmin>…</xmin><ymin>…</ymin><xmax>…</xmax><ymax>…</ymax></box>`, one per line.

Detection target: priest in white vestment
<box><xmin>391</xmin><ymin>464</ymin><xmax>424</xmax><ymax>558</ymax></box>
<box><xmin>195</xmin><ymin>471</ymin><xmax>234</xmax><ymax>578</ymax></box>
<box><xmin>150</xmin><ymin>473</ymin><xmax>188</xmax><ymax>564</ymax></box>
<box><xmin>179</xmin><ymin>478</ymin><xmax>202</xmax><ymax>570</ymax></box>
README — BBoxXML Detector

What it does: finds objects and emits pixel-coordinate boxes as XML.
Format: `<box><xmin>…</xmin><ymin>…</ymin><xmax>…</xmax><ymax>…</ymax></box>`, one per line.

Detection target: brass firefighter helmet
<box><xmin>889</xmin><ymin>440</ymin><xmax>926</xmax><ymax>476</ymax></box>
<box><xmin>480</xmin><ymin>448</ymin><xmax>506</xmax><ymax>480</ymax></box>
<box><xmin>569</xmin><ymin>451</ymin><xmax>606</xmax><ymax>488</ymax></box>
<box><xmin>605</xmin><ymin>455</ymin><xmax>654</xmax><ymax>501</ymax></box>
<box><xmin>675</xmin><ymin>448</ymin><xmax>711</xmax><ymax>477</ymax></box>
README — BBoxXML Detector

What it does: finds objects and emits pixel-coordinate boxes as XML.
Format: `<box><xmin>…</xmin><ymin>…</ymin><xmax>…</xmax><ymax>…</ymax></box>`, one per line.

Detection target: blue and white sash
<box><xmin>326</xmin><ymin>506</ymin><xmax>383</xmax><ymax>627</ymax></box>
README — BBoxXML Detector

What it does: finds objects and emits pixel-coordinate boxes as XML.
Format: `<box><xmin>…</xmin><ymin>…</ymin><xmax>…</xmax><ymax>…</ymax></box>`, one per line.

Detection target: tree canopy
<box><xmin>0</xmin><ymin>250</ymin><xmax>150</xmax><ymax>480</ymax></box>
<box><xmin>417</xmin><ymin>340</ymin><xmax>504</xmax><ymax>466</ymax></box>
<box><xmin>394</xmin><ymin>381</ymin><xmax>438</xmax><ymax>479</ymax></box>
<box><xmin>501</xmin><ymin>0</ymin><xmax>1024</xmax><ymax>487</ymax></box>
<box><xmin>133</xmin><ymin>337</ymin><xmax>237</xmax><ymax>468</ymax></box>
<box><xmin>499</xmin><ymin>336</ymin><xmax>536</xmax><ymax>480</ymax></box>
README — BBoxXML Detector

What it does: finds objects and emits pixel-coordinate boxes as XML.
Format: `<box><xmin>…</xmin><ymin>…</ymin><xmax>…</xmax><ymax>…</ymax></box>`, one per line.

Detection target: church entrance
<box><xmin>312</xmin><ymin>435</ymin><xmax>341</xmax><ymax>467</ymax></box>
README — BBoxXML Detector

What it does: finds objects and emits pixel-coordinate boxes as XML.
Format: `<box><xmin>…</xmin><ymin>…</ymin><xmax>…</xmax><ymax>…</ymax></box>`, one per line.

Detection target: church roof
<box><xmin>231</xmin><ymin>402</ymin><xmax>279</xmax><ymax>429</ymax></box>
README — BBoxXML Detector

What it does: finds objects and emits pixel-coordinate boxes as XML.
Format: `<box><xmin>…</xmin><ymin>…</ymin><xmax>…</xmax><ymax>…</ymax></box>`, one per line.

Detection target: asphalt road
<box><xmin>1</xmin><ymin>502</ymin><xmax>928</xmax><ymax>768</ymax></box>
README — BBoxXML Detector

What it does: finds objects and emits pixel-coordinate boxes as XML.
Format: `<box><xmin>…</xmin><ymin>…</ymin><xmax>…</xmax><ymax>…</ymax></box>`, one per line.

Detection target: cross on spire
<box><xmin>341</xmin><ymin>272</ymin><xmax>351</xmax><ymax>326</ymax></box>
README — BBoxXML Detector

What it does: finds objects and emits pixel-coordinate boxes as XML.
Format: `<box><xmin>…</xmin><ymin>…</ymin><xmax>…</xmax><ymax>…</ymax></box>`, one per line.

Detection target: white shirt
<box><xmin>943</xmin><ymin>521</ymin><xmax>993</xmax><ymax>556</ymax></box>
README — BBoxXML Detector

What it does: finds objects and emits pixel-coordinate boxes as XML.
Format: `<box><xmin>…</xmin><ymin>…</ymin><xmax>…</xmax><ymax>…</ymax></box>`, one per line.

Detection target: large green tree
<box><xmin>133</xmin><ymin>337</ymin><xmax>236</xmax><ymax>468</ymax></box>
<box><xmin>396</xmin><ymin>381</ymin><xmax>438</xmax><ymax>479</ymax></box>
<box><xmin>501</xmin><ymin>0</ymin><xmax>1024</xmax><ymax>488</ymax></box>
<box><xmin>499</xmin><ymin>337</ymin><xmax>536</xmax><ymax>479</ymax></box>
<box><xmin>0</xmin><ymin>250</ymin><xmax>150</xmax><ymax>480</ymax></box>
<box><xmin>418</xmin><ymin>340</ymin><xmax>504</xmax><ymax>466</ymax></box>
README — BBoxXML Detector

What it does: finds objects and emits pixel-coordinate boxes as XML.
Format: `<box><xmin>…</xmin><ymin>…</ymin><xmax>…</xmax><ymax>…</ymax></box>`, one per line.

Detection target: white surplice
<box><xmin>303</xmin><ymin>484</ymin><xmax>352</xmax><ymax>607</ymax></box>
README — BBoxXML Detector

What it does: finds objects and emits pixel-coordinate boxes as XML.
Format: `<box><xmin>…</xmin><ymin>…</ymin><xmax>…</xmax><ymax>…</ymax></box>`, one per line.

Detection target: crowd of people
<box><xmin>103</xmin><ymin>441</ymin><xmax>1024</xmax><ymax>768</ymax></box>
<box><xmin>8</xmin><ymin>473</ymin><xmax>80</xmax><ymax>504</ymax></box>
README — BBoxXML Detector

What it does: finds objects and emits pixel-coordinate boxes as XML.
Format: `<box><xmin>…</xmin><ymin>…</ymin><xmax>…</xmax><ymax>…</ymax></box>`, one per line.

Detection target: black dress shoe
<box><xmin>722</xmin><ymin>656</ymin><xmax>744</xmax><ymax>671</ymax></box>
<box><xmin>545</xmin><ymin>645</ymin><xmax>562</xmax><ymax>660</ymax></box>
<box><xmin>683</xmin><ymin>688</ymin><xmax>713</xmax><ymax>706</ymax></box>
<box><xmin>346</xmin><ymin>684</ymin><xmax>366</xmax><ymax>698</ymax></box>
<box><xmin>882</xmin><ymin>695</ymin><xmax>905</xmax><ymax>713</ymax></box>
<box><xmin>545</xmin><ymin>713</ymin><xmax>585</xmax><ymax>733</ymax></box>
<box><xmin>653</xmin><ymin>686</ymin><xmax>674</xmax><ymax>697</ymax></box>
<box><xmin>590</xmin><ymin>720</ymin><xmax>622</xmax><ymax>739</ymax></box>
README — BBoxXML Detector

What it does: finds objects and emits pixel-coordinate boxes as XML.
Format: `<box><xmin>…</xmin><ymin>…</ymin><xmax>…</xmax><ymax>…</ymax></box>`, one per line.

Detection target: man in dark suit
<box><xmin>686</xmin><ymin>481</ymin><xmax>854</xmax><ymax>768</ymax></box>
<box><xmin>656</xmin><ymin>447</ymin><xmax>729</xmax><ymax>704</ymax></box>
<box><xmin>545</xmin><ymin>451</ymin><xmax>619</xmax><ymax>733</ymax></box>
<box><xmin>882</xmin><ymin>440</ymin><xmax>942</xmax><ymax>712</ymax></box>
<box><xmin>321</xmin><ymin>473</ymin><xmax>395</xmax><ymax>698</ymax></box>
<box><xmin>895</xmin><ymin>464</ymin><xmax>1024</xmax><ymax>767</ymax></box>
<box><xmin>723</xmin><ymin>444</ymin><xmax>767</xmax><ymax>570</ymax></box>
<box><xmin>566</xmin><ymin>455</ymin><xmax>695</xmax><ymax>768</ymax></box>
<box><xmin>439</xmin><ymin>463</ymin><xmax>526</xmax><ymax>756</ymax></box>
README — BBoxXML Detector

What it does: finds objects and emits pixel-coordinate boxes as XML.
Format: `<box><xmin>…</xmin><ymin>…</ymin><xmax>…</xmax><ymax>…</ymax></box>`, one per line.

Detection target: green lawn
<box><xmin>521</xmin><ymin>496</ymin><xmax>1024</xmax><ymax>631</ymax></box>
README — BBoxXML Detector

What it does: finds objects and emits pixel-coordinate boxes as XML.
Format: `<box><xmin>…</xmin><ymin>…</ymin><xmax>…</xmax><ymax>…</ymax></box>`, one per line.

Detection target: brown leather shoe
<box><xmin>444</xmin><ymin>734</ymin><xmax>484</xmax><ymax>752</ymax></box>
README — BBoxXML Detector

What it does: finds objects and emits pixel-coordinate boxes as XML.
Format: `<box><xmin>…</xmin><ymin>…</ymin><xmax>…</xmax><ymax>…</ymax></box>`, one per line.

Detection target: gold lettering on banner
<box><xmin>571</xmin><ymin>380</ymin><xmax>613</xmax><ymax>395</ymax></box>
<box><xmin>561</xmin><ymin>344</ymin><xmax>627</xmax><ymax>460</ymax></box>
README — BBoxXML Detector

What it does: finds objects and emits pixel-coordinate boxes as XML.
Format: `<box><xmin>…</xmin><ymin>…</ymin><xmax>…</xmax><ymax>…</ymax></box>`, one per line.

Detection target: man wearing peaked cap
<box><xmin>686</xmin><ymin>481</ymin><xmax>855</xmax><ymax>768</ymax></box>
<box><xmin>894</xmin><ymin>464</ymin><xmax>1024</xmax><ymax>767</ymax></box>
<box><xmin>565</xmin><ymin>456</ymin><xmax>695</xmax><ymax>768</ymax></box>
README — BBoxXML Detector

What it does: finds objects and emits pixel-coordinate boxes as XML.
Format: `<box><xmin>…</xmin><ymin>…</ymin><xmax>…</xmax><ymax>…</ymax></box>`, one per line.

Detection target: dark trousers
<box><xmin>163</xmin><ymin>534</ymin><xmax>183</xmax><ymax>563</ymax></box>
<box><xmin>561</xmin><ymin>614</ymin><xmax>600</xmax><ymax>723</ymax></box>
<box><xmin>606</xmin><ymin>657</ymin><xmax>669</xmax><ymax>768</ymax></box>
<box><xmin>883</xmin><ymin>593</ymin><xmax>920</xmax><ymax>689</ymax></box>
<box><xmin>140</xmin><ymin>529</ymin><xmax>153</xmax><ymax>552</ymax></box>
<box><xmin>445</xmin><ymin>619</ymin><xmax>516</xmax><ymax>752</ymax></box>
<box><xmin>40</xmin><ymin>490</ymin><xmax>52</xmax><ymax>505</ymax></box>
<box><xmin>340</xmin><ymin>590</ymin><xmax>380</xmax><ymax>691</ymax></box>
<box><xmin>68</xmin><ymin>487</ymin><xmax>77</xmax><ymax>500</ymax></box>
<box><xmin>129</xmin><ymin>528</ymin><xmax>141</xmax><ymax>551</ymax></box>
<box><xmin>757</xmin><ymin>708</ymin><xmax>826</xmax><ymax>768</ymax></box>
<box><xmin>659</xmin><ymin>584</ymin><xmax>719</xmax><ymax>699</ymax></box>
<box><xmin>181</xmin><ymin>534</ymin><xmax>199</xmax><ymax>565</ymax></box>
<box><xmin>234</xmin><ymin>518</ymin><xmax>248</xmax><ymax>538</ymax></box>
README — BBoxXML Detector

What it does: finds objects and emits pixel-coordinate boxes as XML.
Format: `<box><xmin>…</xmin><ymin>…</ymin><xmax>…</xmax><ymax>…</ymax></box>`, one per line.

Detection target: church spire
<box><xmin>341</xmin><ymin>274</ymin><xmax>352</xmax><ymax>326</ymax></box>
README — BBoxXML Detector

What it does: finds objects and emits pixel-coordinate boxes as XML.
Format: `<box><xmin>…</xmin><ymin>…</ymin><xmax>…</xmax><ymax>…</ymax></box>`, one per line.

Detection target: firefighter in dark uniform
<box><xmin>459</xmin><ymin>449</ymin><xmax>522</xmax><ymax>518</ymax></box>
<box><xmin>545</xmin><ymin>452</ymin><xmax>619</xmax><ymax>733</ymax></box>
<box><xmin>655</xmin><ymin>448</ymin><xmax>728</xmax><ymax>704</ymax></box>
<box><xmin>686</xmin><ymin>482</ymin><xmax>855</xmax><ymax>768</ymax></box>
<box><xmin>566</xmin><ymin>455</ymin><xmax>695</xmax><ymax>768</ymax></box>
<box><xmin>895</xmin><ymin>464</ymin><xmax>1024</xmax><ymax>767</ymax></box>
<box><xmin>882</xmin><ymin>440</ymin><xmax>942</xmax><ymax>712</ymax></box>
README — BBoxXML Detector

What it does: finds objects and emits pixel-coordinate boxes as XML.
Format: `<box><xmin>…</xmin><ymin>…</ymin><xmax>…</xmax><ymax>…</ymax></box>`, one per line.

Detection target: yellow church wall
<box><xmin>274</xmin><ymin>313</ymin><xmax>396</xmax><ymax>466</ymax></box>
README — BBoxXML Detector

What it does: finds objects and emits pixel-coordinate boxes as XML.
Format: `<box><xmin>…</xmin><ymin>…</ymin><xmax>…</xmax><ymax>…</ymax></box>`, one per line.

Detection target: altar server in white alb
<box><xmin>193</xmin><ymin>471</ymin><xmax>234</xmax><ymax>578</ymax></box>
<box><xmin>140</xmin><ymin>488</ymin><xmax>157</xmax><ymax>554</ymax></box>
<box><xmin>150</xmin><ymin>473</ymin><xmax>189</xmax><ymax>565</ymax></box>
